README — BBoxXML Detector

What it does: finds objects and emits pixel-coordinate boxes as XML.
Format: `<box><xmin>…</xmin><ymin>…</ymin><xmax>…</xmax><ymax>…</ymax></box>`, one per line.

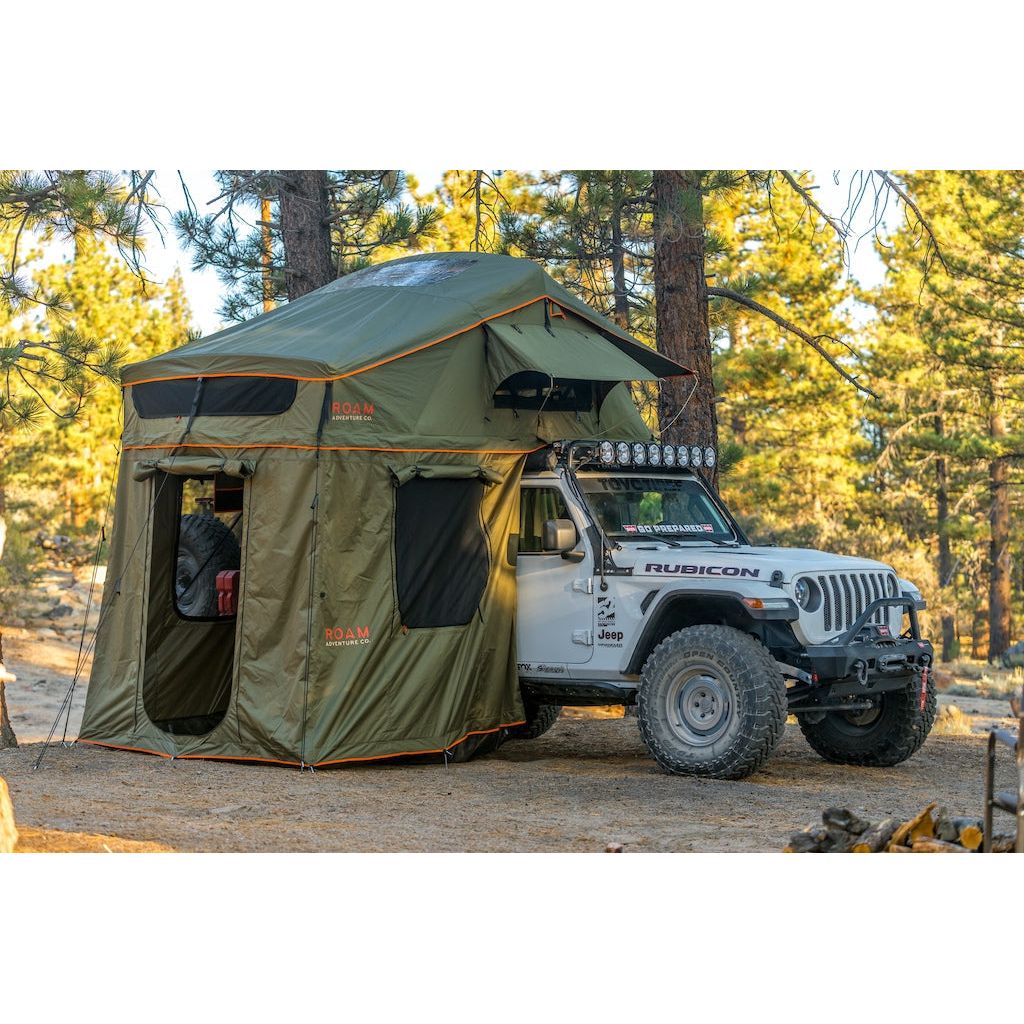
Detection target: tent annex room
<box><xmin>78</xmin><ymin>251</ymin><xmax>689</xmax><ymax>767</ymax></box>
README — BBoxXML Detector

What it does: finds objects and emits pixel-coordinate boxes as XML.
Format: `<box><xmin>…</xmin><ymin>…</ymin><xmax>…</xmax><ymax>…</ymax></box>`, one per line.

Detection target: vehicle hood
<box><xmin>618</xmin><ymin>544</ymin><xmax>895</xmax><ymax>584</ymax></box>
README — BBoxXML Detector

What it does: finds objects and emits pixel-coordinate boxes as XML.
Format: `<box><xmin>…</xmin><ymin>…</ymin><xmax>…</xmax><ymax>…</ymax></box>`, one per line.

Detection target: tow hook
<box><xmin>852</xmin><ymin>659</ymin><xmax>868</xmax><ymax>686</ymax></box>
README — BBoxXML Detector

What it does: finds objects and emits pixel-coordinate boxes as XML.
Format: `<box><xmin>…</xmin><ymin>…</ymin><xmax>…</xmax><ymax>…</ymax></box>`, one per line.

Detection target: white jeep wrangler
<box><xmin>511</xmin><ymin>439</ymin><xmax>936</xmax><ymax>780</ymax></box>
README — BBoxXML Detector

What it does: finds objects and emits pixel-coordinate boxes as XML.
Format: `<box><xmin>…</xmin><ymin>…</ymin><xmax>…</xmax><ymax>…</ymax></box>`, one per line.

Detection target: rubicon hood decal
<box><xmin>644</xmin><ymin>563</ymin><xmax>760</xmax><ymax>578</ymax></box>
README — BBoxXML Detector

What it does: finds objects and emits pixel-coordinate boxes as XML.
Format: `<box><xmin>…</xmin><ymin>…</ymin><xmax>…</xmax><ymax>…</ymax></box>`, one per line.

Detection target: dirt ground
<box><xmin>3</xmin><ymin>623</ymin><xmax>1021</xmax><ymax>852</ymax></box>
<box><xmin>3</xmin><ymin>576</ymin><xmax>1022</xmax><ymax>854</ymax></box>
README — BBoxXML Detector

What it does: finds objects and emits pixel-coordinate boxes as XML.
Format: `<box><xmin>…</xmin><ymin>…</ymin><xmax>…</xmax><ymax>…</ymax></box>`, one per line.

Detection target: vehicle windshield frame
<box><xmin>573</xmin><ymin>470</ymin><xmax>742</xmax><ymax>544</ymax></box>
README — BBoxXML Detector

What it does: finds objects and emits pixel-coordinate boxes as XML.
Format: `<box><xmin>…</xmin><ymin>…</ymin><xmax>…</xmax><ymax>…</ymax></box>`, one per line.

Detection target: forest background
<box><xmin>2</xmin><ymin>168</ymin><xmax>1021</xmax><ymax>663</ymax></box>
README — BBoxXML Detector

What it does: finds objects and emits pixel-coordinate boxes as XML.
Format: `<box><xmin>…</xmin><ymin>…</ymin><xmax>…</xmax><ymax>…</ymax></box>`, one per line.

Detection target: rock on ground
<box><xmin>1</xmin><ymin>775</ymin><xmax>18</xmax><ymax>853</ymax></box>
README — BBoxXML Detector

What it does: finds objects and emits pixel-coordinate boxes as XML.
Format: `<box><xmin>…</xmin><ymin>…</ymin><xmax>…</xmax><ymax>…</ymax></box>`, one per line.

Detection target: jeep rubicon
<box><xmin>510</xmin><ymin>439</ymin><xmax>935</xmax><ymax>780</ymax></box>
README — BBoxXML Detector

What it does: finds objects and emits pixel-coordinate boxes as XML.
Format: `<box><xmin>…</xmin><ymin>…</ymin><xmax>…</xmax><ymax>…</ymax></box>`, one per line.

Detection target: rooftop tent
<box><xmin>80</xmin><ymin>252</ymin><xmax>691</xmax><ymax>767</ymax></box>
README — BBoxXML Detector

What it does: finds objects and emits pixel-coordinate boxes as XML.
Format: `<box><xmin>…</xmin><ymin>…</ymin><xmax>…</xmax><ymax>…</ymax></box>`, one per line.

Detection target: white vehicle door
<box><xmin>515</xmin><ymin>483</ymin><xmax>595</xmax><ymax>666</ymax></box>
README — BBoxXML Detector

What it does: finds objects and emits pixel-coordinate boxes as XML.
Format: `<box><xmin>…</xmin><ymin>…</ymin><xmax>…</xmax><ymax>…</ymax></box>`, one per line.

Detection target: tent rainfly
<box><xmin>79</xmin><ymin>252</ymin><xmax>690</xmax><ymax>766</ymax></box>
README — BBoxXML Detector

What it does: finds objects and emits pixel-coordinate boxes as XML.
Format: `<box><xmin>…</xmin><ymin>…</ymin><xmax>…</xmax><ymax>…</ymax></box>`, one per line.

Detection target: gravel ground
<box><xmin>3</xmin><ymin>620</ymin><xmax>1020</xmax><ymax>853</ymax></box>
<box><xmin>2</xmin><ymin>712</ymin><xmax>1018</xmax><ymax>852</ymax></box>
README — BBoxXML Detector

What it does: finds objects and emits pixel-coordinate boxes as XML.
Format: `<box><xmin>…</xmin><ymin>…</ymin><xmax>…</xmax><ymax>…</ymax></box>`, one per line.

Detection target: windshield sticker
<box><xmin>644</xmin><ymin>563</ymin><xmax>760</xmax><ymax>578</ymax></box>
<box><xmin>623</xmin><ymin>523</ymin><xmax>714</xmax><ymax>534</ymax></box>
<box><xmin>590</xmin><ymin>477</ymin><xmax>695</xmax><ymax>492</ymax></box>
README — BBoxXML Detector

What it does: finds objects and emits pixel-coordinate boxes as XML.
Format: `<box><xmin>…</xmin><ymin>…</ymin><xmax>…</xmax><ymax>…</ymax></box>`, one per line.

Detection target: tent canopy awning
<box><xmin>485</xmin><ymin>321</ymin><xmax>664</xmax><ymax>394</ymax></box>
<box><xmin>121</xmin><ymin>252</ymin><xmax>692</xmax><ymax>385</ymax></box>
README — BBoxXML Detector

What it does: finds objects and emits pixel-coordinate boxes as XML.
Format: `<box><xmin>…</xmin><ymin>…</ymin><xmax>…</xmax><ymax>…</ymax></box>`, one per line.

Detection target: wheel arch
<box><xmin>625</xmin><ymin>591</ymin><xmax>798</xmax><ymax>675</ymax></box>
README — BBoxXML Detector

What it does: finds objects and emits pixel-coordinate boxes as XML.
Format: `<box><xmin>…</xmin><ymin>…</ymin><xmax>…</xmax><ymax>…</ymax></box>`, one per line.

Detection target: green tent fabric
<box><xmin>122</xmin><ymin>251</ymin><xmax>683</xmax><ymax>384</ymax></box>
<box><xmin>484</xmin><ymin>321</ymin><xmax>661</xmax><ymax>395</ymax></box>
<box><xmin>79</xmin><ymin>252</ymin><xmax>690</xmax><ymax>768</ymax></box>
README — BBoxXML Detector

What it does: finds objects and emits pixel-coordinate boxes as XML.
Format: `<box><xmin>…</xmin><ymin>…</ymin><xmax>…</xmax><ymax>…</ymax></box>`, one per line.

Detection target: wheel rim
<box><xmin>175</xmin><ymin>554</ymin><xmax>200</xmax><ymax>613</ymax></box>
<box><xmin>665</xmin><ymin>666</ymin><xmax>733</xmax><ymax>746</ymax></box>
<box><xmin>842</xmin><ymin>704</ymin><xmax>882</xmax><ymax>727</ymax></box>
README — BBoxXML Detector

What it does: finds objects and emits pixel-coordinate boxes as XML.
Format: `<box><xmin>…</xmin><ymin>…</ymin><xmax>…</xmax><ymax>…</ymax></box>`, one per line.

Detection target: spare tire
<box><xmin>176</xmin><ymin>514</ymin><xmax>240</xmax><ymax>617</ymax></box>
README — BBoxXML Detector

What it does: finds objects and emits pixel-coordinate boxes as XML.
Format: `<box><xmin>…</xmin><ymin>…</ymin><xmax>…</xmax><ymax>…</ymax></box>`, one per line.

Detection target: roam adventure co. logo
<box><xmin>325</xmin><ymin>625</ymin><xmax>372</xmax><ymax>647</ymax></box>
<box><xmin>331</xmin><ymin>400</ymin><xmax>375</xmax><ymax>422</ymax></box>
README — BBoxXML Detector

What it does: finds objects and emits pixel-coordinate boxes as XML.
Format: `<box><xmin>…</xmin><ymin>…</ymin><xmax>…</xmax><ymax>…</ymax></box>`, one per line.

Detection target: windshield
<box><xmin>576</xmin><ymin>474</ymin><xmax>735</xmax><ymax>542</ymax></box>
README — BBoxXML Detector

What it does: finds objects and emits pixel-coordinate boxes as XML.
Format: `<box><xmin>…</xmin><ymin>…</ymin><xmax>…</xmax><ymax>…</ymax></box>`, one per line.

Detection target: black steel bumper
<box><xmin>802</xmin><ymin>595</ymin><xmax>933</xmax><ymax>684</ymax></box>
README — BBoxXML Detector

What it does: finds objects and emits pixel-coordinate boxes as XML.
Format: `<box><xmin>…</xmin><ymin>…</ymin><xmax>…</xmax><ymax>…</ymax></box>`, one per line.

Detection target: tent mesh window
<box><xmin>394</xmin><ymin>478</ymin><xmax>489</xmax><ymax>628</ymax></box>
<box><xmin>142</xmin><ymin>473</ymin><xmax>239</xmax><ymax>736</ymax></box>
<box><xmin>132</xmin><ymin>377</ymin><xmax>297</xmax><ymax>418</ymax></box>
<box><xmin>492</xmin><ymin>372</ymin><xmax>594</xmax><ymax>411</ymax></box>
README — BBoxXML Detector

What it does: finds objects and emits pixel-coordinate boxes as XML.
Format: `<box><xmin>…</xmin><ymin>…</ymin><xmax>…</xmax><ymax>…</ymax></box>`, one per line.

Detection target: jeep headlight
<box><xmin>794</xmin><ymin>577</ymin><xmax>821</xmax><ymax>612</ymax></box>
<box><xmin>898</xmin><ymin>577</ymin><xmax>926</xmax><ymax>610</ymax></box>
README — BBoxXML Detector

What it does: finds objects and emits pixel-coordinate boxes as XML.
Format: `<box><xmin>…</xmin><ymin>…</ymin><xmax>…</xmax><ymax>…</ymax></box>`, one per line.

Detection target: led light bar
<box><xmin>568</xmin><ymin>439</ymin><xmax>717</xmax><ymax>471</ymax></box>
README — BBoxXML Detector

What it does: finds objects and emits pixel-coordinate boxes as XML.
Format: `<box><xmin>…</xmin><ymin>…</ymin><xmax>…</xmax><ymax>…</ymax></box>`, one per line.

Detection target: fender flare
<box><xmin>624</xmin><ymin>589</ymin><xmax>799</xmax><ymax>675</ymax></box>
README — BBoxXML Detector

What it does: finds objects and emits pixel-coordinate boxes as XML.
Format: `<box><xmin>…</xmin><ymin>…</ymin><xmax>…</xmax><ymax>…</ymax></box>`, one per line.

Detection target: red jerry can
<box><xmin>216</xmin><ymin>570</ymin><xmax>240</xmax><ymax>616</ymax></box>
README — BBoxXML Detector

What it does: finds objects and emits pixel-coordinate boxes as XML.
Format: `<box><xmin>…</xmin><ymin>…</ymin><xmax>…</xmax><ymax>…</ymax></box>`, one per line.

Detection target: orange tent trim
<box><xmin>122</xmin><ymin>293</ymin><xmax>692</xmax><ymax>388</ymax></box>
<box><xmin>122</xmin><ymin>443</ymin><xmax>545</xmax><ymax>455</ymax></box>
<box><xmin>75</xmin><ymin>720</ymin><xmax>526</xmax><ymax>769</ymax></box>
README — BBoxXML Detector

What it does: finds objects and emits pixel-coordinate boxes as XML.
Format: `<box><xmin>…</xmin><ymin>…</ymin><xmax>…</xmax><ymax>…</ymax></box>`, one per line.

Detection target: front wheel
<box><xmin>798</xmin><ymin>673</ymin><xmax>937</xmax><ymax>766</ymax></box>
<box><xmin>637</xmin><ymin>625</ymin><xmax>787</xmax><ymax>780</ymax></box>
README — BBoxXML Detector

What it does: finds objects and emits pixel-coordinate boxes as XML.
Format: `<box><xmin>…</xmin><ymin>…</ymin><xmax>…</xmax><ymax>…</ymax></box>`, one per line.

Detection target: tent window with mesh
<box><xmin>394</xmin><ymin>478</ymin><xmax>489</xmax><ymax>628</ymax></box>
<box><xmin>132</xmin><ymin>376</ymin><xmax>297</xmax><ymax>418</ymax></box>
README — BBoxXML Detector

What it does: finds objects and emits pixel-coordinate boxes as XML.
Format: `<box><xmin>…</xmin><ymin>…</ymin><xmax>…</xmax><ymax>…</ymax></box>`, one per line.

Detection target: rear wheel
<box><xmin>798</xmin><ymin>673</ymin><xmax>937</xmax><ymax>766</ymax></box>
<box><xmin>637</xmin><ymin>624</ymin><xmax>787</xmax><ymax>780</ymax></box>
<box><xmin>176</xmin><ymin>514</ymin><xmax>240</xmax><ymax>617</ymax></box>
<box><xmin>507</xmin><ymin>701</ymin><xmax>561</xmax><ymax>740</ymax></box>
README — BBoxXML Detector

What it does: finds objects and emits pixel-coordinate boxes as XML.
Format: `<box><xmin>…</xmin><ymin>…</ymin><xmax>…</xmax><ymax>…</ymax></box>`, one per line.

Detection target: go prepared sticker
<box><xmin>623</xmin><ymin>523</ymin><xmax>714</xmax><ymax>534</ymax></box>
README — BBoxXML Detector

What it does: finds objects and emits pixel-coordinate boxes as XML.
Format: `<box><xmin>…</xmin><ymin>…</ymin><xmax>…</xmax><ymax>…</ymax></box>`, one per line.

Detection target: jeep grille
<box><xmin>816</xmin><ymin>571</ymin><xmax>896</xmax><ymax>634</ymax></box>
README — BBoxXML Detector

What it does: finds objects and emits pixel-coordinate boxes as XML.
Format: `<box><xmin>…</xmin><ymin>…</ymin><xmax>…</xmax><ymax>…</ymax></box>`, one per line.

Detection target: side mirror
<box><xmin>542</xmin><ymin>518</ymin><xmax>580</xmax><ymax>559</ymax></box>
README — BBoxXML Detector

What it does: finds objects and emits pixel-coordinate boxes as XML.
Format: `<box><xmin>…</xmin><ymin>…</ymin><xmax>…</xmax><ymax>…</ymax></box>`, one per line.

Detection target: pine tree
<box><xmin>868</xmin><ymin>170</ymin><xmax>1024</xmax><ymax>660</ymax></box>
<box><xmin>175</xmin><ymin>170</ymin><xmax>439</xmax><ymax>321</ymax></box>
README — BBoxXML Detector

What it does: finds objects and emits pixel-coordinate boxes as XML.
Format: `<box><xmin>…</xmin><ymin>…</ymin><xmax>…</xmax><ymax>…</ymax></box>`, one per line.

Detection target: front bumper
<box><xmin>799</xmin><ymin>595</ymin><xmax>933</xmax><ymax>684</ymax></box>
<box><xmin>803</xmin><ymin>633</ymin><xmax>933</xmax><ymax>685</ymax></box>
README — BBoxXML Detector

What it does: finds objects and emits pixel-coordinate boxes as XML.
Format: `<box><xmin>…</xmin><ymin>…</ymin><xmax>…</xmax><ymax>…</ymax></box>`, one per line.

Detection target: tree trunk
<box><xmin>610</xmin><ymin>176</ymin><xmax>630</xmax><ymax>331</ymax></box>
<box><xmin>261</xmin><ymin>194</ymin><xmax>275</xmax><ymax>313</ymax></box>
<box><xmin>652</xmin><ymin>170</ymin><xmax>718</xmax><ymax>486</ymax></box>
<box><xmin>935</xmin><ymin>415</ymin><xmax>956</xmax><ymax>662</ymax></box>
<box><xmin>0</xmin><ymin>505</ymin><xmax>15</xmax><ymax>749</ymax></box>
<box><xmin>278</xmin><ymin>170</ymin><xmax>334</xmax><ymax>300</ymax></box>
<box><xmin>989</xmin><ymin>395</ymin><xmax>1012</xmax><ymax>661</ymax></box>
<box><xmin>971</xmin><ymin>604</ymin><xmax>985</xmax><ymax>659</ymax></box>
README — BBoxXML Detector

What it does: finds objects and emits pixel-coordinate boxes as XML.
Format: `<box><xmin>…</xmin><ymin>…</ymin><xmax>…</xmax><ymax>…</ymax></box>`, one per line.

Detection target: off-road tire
<box><xmin>637</xmin><ymin>624</ymin><xmax>787</xmax><ymax>780</ymax></box>
<box><xmin>798</xmin><ymin>673</ymin><xmax>937</xmax><ymax>766</ymax></box>
<box><xmin>176</xmin><ymin>514</ymin><xmax>240</xmax><ymax>618</ymax></box>
<box><xmin>507</xmin><ymin>702</ymin><xmax>561</xmax><ymax>740</ymax></box>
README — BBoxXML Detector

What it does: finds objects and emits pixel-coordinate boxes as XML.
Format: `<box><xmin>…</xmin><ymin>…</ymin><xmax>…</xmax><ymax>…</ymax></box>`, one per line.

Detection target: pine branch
<box><xmin>707</xmin><ymin>285</ymin><xmax>878</xmax><ymax>399</ymax></box>
<box><xmin>873</xmin><ymin>170</ymin><xmax>950</xmax><ymax>273</ymax></box>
